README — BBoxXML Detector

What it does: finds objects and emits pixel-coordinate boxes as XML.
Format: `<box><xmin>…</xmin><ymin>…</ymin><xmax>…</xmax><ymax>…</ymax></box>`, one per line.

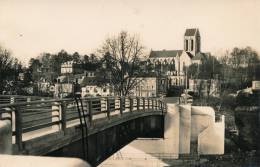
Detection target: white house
<box><xmin>61</xmin><ymin>61</ymin><xmax>83</xmax><ymax>74</ymax></box>
<box><xmin>81</xmin><ymin>85</ymin><xmax>113</xmax><ymax>97</ymax></box>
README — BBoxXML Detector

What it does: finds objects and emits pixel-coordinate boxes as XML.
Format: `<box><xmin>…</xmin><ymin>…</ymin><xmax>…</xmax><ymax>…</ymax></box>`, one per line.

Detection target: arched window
<box><xmin>191</xmin><ymin>39</ymin><xmax>194</xmax><ymax>51</ymax></box>
<box><xmin>185</xmin><ymin>40</ymin><xmax>188</xmax><ymax>51</ymax></box>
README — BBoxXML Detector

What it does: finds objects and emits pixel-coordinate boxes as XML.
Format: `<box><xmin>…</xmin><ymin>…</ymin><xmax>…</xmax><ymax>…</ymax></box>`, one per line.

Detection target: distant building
<box><xmin>132</xmin><ymin>77</ymin><xmax>168</xmax><ymax>97</ymax></box>
<box><xmin>148</xmin><ymin>28</ymin><xmax>209</xmax><ymax>86</ymax></box>
<box><xmin>80</xmin><ymin>74</ymin><xmax>114</xmax><ymax>97</ymax></box>
<box><xmin>168</xmin><ymin>75</ymin><xmax>186</xmax><ymax>87</ymax></box>
<box><xmin>61</xmin><ymin>61</ymin><xmax>83</xmax><ymax>74</ymax></box>
<box><xmin>189</xmin><ymin>79</ymin><xmax>221</xmax><ymax>97</ymax></box>
<box><xmin>82</xmin><ymin>85</ymin><xmax>113</xmax><ymax>97</ymax></box>
<box><xmin>191</xmin><ymin>52</ymin><xmax>209</xmax><ymax>65</ymax></box>
<box><xmin>54</xmin><ymin>66</ymin><xmax>114</xmax><ymax>98</ymax></box>
<box><xmin>54</xmin><ymin>72</ymin><xmax>87</xmax><ymax>98</ymax></box>
<box><xmin>252</xmin><ymin>81</ymin><xmax>260</xmax><ymax>91</ymax></box>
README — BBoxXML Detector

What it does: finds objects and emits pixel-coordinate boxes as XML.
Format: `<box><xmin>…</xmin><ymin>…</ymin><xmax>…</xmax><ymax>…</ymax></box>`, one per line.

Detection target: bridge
<box><xmin>0</xmin><ymin>96</ymin><xmax>166</xmax><ymax>166</ymax></box>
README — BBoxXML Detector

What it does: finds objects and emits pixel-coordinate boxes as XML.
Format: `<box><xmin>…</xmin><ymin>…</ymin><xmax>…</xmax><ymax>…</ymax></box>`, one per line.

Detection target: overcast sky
<box><xmin>0</xmin><ymin>0</ymin><xmax>259</xmax><ymax>64</ymax></box>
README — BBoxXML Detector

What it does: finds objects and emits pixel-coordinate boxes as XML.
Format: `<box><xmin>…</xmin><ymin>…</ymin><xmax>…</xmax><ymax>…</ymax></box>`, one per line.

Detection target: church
<box><xmin>148</xmin><ymin>28</ymin><xmax>209</xmax><ymax>86</ymax></box>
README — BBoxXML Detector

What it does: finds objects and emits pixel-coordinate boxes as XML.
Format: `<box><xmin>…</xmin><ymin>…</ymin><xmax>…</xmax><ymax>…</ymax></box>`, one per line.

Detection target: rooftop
<box><xmin>184</xmin><ymin>28</ymin><xmax>198</xmax><ymax>36</ymax></box>
<box><xmin>149</xmin><ymin>50</ymin><xmax>183</xmax><ymax>58</ymax></box>
<box><xmin>192</xmin><ymin>52</ymin><xmax>208</xmax><ymax>61</ymax></box>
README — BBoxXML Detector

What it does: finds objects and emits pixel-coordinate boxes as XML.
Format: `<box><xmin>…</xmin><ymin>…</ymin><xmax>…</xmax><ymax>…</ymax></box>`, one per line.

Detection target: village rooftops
<box><xmin>149</xmin><ymin>50</ymin><xmax>183</xmax><ymax>58</ymax></box>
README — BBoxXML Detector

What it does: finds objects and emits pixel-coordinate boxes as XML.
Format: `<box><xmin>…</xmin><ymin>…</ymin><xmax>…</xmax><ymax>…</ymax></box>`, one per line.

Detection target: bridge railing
<box><xmin>0</xmin><ymin>95</ymin><xmax>51</xmax><ymax>104</ymax></box>
<box><xmin>0</xmin><ymin>96</ymin><xmax>166</xmax><ymax>151</ymax></box>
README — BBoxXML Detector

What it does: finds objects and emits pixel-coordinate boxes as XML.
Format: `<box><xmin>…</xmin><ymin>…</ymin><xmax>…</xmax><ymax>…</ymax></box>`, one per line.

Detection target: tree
<box><xmin>28</xmin><ymin>58</ymin><xmax>42</xmax><ymax>81</ymax></box>
<box><xmin>229</xmin><ymin>47</ymin><xmax>258</xmax><ymax>88</ymax></box>
<box><xmin>188</xmin><ymin>55</ymin><xmax>221</xmax><ymax>80</ymax></box>
<box><xmin>0</xmin><ymin>46</ymin><xmax>13</xmax><ymax>80</ymax></box>
<box><xmin>82</xmin><ymin>53</ymin><xmax>101</xmax><ymax>71</ymax></box>
<box><xmin>0</xmin><ymin>46</ymin><xmax>23</xmax><ymax>93</ymax></box>
<box><xmin>98</xmin><ymin>31</ymin><xmax>145</xmax><ymax>96</ymax></box>
<box><xmin>219</xmin><ymin>47</ymin><xmax>259</xmax><ymax>92</ymax></box>
<box><xmin>229</xmin><ymin>47</ymin><xmax>258</xmax><ymax>69</ymax></box>
<box><xmin>72</xmin><ymin>52</ymin><xmax>81</xmax><ymax>63</ymax></box>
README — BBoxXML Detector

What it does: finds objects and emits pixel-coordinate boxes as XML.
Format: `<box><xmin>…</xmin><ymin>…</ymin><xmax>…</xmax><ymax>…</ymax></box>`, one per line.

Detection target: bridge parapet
<box><xmin>0</xmin><ymin>96</ymin><xmax>166</xmax><ymax>155</ymax></box>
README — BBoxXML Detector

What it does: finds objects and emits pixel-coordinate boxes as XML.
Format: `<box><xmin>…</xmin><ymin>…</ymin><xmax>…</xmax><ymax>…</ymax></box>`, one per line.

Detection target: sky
<box><xmin>0</xmin><ymin>0</ymin><xmax>260</xmax><ymax>65</ymax></box>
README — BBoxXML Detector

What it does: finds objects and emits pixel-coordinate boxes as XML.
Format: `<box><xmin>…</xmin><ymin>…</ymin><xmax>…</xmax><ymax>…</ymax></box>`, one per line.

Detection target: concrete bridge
<box><xmin>0</xmin><ymin>96</ymin><xmax>166</xmax><ymax>166</ymax></box>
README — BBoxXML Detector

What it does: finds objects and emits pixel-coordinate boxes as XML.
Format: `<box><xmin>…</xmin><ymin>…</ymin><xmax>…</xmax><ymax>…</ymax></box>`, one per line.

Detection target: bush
<box><xmin>166</xmin><ymin>86</ymin><xmax>184</xmax><ymax>97</ymax></box>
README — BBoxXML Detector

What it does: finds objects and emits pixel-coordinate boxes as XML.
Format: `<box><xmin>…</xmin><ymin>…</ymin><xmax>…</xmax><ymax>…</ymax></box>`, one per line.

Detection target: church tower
<box><xmin>184</xmin><ymin>28</ymin><xmax>201</xmax><ymax>56</ymax></box>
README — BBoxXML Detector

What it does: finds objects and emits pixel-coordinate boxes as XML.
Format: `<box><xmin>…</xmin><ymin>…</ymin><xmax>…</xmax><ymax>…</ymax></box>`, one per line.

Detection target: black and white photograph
<box><xmin>0</xmin><ymin>0</ymin><xmax>260</xmax><ymax>166</ymax></box>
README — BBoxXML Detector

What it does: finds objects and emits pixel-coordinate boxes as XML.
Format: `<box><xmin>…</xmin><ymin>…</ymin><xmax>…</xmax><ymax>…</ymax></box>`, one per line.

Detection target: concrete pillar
<box><xmin>179</xmin><ymin>105</ymin><xmax>191</xmax><ymax>154</ymax></box>
<box><xmin>0</xmin><ymin>120</ymin><xmax>12</xmax><ymax>154</ymax></box>
<box><xmin>163</xmin><ymin>103</ymin><xmax>180</xmax><ymax>158</ymax></box>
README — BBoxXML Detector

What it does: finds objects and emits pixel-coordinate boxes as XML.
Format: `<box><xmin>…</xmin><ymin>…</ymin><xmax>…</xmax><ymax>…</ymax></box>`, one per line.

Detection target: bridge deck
<box><xmin>0</xmin><ymin>96</ymin><xmax>166</xmax><ymax>156</ymax></box>
<box><xmin>22</xmin><ymin>109</ymin><xmax>164</xmax><ymax>155</ymax></box>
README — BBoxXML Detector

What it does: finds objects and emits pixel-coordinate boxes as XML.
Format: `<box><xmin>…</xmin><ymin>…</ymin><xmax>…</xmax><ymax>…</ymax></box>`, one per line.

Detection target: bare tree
<box><xmin>98</xmin><ymin>31</ymin><xmax>145</xmax><ymax>96</ymax></box>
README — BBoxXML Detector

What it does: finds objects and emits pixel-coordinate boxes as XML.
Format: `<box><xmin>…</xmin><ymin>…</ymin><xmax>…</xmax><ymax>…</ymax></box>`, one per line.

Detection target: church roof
<box><xmin>185</xmin><ymin>52</ymin><xmax>194</xmax><ymax>59</ymax></box>
<box><xmin>192</xmin><ymin>52</ymin><xmax>208</xmax><ymax>61</ymax></box>
<box><xmin>149</xmin><ymin>50</ymin><xmax>183</xmax><ymax>58</ymax></box>
<box><xmin>184</xmin><ymin>28</ymin><xmax>197</xmax><ymax>36</ymax></box>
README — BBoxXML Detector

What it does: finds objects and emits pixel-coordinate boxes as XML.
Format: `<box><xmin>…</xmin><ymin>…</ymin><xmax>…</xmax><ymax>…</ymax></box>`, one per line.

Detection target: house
<box><xmin>54</xmin><ymin>66</ymin><xmax>115</xmax><ymax>98</ymax></box>
<box><xmin>81</xmin><ymin>85</ymin><xmax>113</xmax><ymax>97</ymax></box>
<box><xmin>132</xmin><ymin>77</ymin><xmax>168</xmax><ymax>97</ymax></box>
<box><xmin>148</xmin><ymin>28</ymin><xmax>208</xmax><ymax>86</ymax></box>
<box><xmin>252</xmin><ymin>81</ymin><xmax>260</xmax><ymax>91</ymax></box>
<box><xmin>61</xmin><ymin>61</ymin><xmax>83</xmax><ymax>74</ymax></box>
<box><xmin>54</xmin><ymin>71</ymin><xmax>87</xmax><ymax>98</ymax></box>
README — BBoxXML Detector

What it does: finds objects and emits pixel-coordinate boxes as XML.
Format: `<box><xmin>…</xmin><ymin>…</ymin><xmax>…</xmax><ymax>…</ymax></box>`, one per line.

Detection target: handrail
<box><xmin>0</xmin><ymin>96</ymin><xmax>166</xmax><ymax>151</ymax></box>
<box><xmin>0</xmin><ymin>96</ymin><xmax>159</xmax><ymax>108</ymax></box>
